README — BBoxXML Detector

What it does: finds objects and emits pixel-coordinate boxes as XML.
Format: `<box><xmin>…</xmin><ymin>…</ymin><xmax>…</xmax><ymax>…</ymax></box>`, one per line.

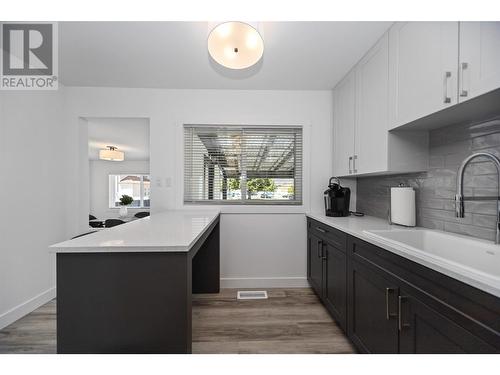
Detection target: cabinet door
<box><xmin>398</xmin><ymin>289</ymin><xmax>497</xmax><ymax>353</ymax></box>
<box><xmin>388</xmin><ymin>22</ymin><xmax>459</xmax><ymax>129</ymax></box>
<box><xmin>348</xmin><ymin>259</ymin><xmax>399</xmax><ymax>353</ymax></box>
<box><xmin>355</xmin><ymin>33</ymin><xmax>389</xmax><ymax>175</ymax></box>
<box><xmin>323</xmin><ymin>241</ymin><xmax>347</xmax><ymax>330</ymax></box>
<box><xmin>459</xmin><ymin>22</ymin><xmax>500</xmax><ymax>103</ymax></box>
<box><xmin>307</xmin><ymin>234</ymin><xmax>323</xmax><ymax>297</ymax></box>
<box><xmin>333</xmin><ymin>70</ymin><xmax>356</xmax><ymax>176</ymax></box>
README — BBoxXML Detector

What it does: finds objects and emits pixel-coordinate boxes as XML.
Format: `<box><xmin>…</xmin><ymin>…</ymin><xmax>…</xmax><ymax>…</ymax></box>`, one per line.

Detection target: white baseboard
<box><xmin>0</xmin><ymin>278</ymin><xmax>308</xmax><ymax>329</ymax></box>
<box><xmin>0</xmin><ymin>279</ymin><xmax>308</xmax><ymax>329</ymax></box>
<box><xmin>0</xmin><ymin>287</ymin><xmax>56</xmax><ymax>330</ymax></box>
<box><xmin>220</xmin><ymin>277</ymin><xmax>309</xmax><ymax>289</ymax></box>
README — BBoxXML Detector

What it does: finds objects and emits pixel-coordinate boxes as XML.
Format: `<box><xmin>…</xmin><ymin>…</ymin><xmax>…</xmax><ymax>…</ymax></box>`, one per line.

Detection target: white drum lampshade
<box><xmin>99</xmin><ymin>146</ymin><xmax>124</xmax><ymax>161</ymax></box>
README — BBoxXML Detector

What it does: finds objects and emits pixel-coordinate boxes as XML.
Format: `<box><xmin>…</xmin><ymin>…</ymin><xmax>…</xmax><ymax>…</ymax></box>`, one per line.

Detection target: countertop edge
<box><xmin>50</xmin><ymin>210</ymin><xmax>220</xmax><ymax>253</ymax></box>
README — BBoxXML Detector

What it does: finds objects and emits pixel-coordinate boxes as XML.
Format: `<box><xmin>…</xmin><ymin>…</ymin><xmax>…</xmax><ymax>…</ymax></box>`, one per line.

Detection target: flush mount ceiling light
<box><xmin>99</xmin><ymin>146</ymin><xmax>124</xmax><ymax>161</ymax></box>
<box><xmin>208</xmin><ymin>21</ymin><xmax>264</xmax><ymax>70</ymax></box>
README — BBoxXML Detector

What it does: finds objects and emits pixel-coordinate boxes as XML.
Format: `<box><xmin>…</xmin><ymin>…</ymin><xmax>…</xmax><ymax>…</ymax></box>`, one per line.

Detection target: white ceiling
<box><xmin>59</xmin><ymin>21</ymin><xmax>392</xmax><ymax>90</ymax></box>
<box><xmin>87</xmin><ymin>118</ymin><xmax>150</xmax><ymax>161</ymax></box>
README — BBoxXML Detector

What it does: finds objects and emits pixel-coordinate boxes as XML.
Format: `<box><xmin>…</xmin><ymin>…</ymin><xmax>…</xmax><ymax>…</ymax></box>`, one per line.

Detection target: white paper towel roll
<box><xmin>391</xmin><ymin>187</ymin><xmax>416</xmax><ymax>227</ymax></box>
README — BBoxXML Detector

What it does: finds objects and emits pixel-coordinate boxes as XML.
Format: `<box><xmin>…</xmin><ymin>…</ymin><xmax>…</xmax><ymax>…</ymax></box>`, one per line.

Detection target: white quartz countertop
<box><xmin>307</xmin><ymin>212</ymin><xmax>396</xmax><ymax>237</ymax></box>
<box><xmin>306</xmin><ymin>212</ymin><xmax>500</xmax><ymax>298</ymax></box>
<box><xmin>51</xmin><ymin>210</ymin><xmax>220</xmax><ymax>253</ymax></box>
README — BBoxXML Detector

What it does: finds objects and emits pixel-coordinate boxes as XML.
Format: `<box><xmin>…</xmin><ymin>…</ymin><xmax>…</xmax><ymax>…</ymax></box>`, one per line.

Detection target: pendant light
<box><xmin>208</xmin><ymin>22</ymin><xmax>264</xmax><ymax>70</ymax></box>
<box><xmin>99</xmin><ymin>146</ymin><xmax>124</xmax><ymax>161</ymax></box>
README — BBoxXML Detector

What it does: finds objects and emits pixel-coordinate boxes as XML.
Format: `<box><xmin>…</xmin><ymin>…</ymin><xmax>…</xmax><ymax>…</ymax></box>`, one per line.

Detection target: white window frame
<box><xmin>108</xmin><ymin>173</ymin><xmax>151</xmax><ymax>209</ymax></box>
<box><xmin>183</xmin><ymin>125</ymin><xmax>303</xmax><ymax>206</ymax></box>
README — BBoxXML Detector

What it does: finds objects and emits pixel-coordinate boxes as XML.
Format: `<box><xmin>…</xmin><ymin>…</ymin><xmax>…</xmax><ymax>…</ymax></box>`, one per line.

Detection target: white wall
<box><xmin>89</xmin><ymin>160</ymin><xmax>150</xmax><ymax>219</ymax></box>
<box><xmin>65</xmin><ymin>87</ymin><xmax>335</xmax><ymax>287</ymax></box>
<box><xmin>0</xmin><ymin>88</ymin><xmax>70</xmax><ymax>328</ymax></box>
<box><xmin>0</xmin><ymin>86</ymin><xmax>339</xmax><ymax>329</ymax></box>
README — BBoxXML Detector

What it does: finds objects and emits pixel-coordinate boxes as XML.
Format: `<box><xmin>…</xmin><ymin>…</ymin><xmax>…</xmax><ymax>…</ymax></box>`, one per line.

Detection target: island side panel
<box><xmin>57</xmin><ymin>252</ymin><xmax>191</xmax><ymax>354</ymax></box>
<box><xmin>192</xmin><ymin>221</ymin><xmax>220</xmax><ymax>294</ymax></box>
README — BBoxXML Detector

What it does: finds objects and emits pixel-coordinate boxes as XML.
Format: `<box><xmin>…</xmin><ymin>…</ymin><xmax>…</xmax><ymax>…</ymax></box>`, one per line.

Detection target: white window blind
<box><xmin>184</xmin><ymin>125</ymin><xmax>303</xmax><ymax>205</ymax></box>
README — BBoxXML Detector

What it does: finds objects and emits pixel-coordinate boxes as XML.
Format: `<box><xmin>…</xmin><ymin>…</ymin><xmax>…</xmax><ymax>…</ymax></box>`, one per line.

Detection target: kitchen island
<box><xmin>51</xmin><ymin>210</ymin><xmax>220</xmax><ymax>354</ymax></box>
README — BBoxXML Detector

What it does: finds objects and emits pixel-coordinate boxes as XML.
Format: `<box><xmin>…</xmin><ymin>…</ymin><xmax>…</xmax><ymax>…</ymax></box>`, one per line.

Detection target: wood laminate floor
<box><xmin>0</xmin><ymin>288</ymin><xmax>355</xmax><ymax>354</ymax></box>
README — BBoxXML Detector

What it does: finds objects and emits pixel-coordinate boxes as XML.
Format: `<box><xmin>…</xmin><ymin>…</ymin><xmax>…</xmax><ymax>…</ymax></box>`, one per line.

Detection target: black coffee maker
<box><xmin>324</xmin><ymin>177</ymin><xmax>351</xmax><ymax>217</ymax></box>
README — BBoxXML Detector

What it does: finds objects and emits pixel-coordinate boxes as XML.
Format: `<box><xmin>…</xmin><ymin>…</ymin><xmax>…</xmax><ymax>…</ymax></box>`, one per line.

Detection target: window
<box><xmin>109</xmin><ymin>174</ymin><xmax>151</xmax><ymax>208</ymax></box>
<box><xmin>184</xmin><ymin>125</ymin><xmax>303</xmax><ymax>205</ymax></box>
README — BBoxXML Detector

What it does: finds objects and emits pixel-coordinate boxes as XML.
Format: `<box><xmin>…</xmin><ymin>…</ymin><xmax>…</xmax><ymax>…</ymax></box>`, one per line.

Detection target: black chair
<box><xmin>89</xmin><ymin>221</ymin><xmax>104</xmax><ymax>228</ymax></box>
<box><xmin>134</xmin><ymin>211</ymin><xmax>150</xmax><ymax>218</ymax></box>
<box><xmin>72</xmin><ymin>231</ymin><xmax>97</xmax><ymax>239</ymax></box>
<box><xmin>89</xmin><ymin>214</ymin><xmax>104</xmax><ymax>228</ymax></box>
<box><xmin>104</xmin><ymin>219</ymin><xmax>126</xmax><ymax>228</ymax></box>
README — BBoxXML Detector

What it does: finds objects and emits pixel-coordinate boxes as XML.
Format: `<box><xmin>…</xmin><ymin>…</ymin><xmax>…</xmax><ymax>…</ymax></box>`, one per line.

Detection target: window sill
<box><xmin>108</xmin><ymin>207</ymin><xmax>151</xmax><ymax>210</ymax></box>
<box><xmin>182</xmin><ymin>204</ymin><xmax>306</xmax><ymax>215</ymax></box>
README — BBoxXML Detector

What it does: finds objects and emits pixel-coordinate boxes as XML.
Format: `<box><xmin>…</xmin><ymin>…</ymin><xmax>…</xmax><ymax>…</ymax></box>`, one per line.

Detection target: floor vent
<box><xmin>237</xmin><ymin>290</ymin><xmax>268</xmax><ymax>300</ymax></box>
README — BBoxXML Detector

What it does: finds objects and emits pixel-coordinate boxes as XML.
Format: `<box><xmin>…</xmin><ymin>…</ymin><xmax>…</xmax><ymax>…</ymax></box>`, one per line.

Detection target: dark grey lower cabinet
<box><xmin>323</xmin><ymin>242</ymin><xmax>347</xmax><ymax>329</ymax></box>
<box><xmin>398</xmin><ymin>288</ymin><xmax>497</xmax><ymax>353</ymax></box>
<box><xmin>307</xmin><ymin>233</ymin><xmax>323</xmax><ymax>297</ymax></box>
<box><xmin>307</xmin><ymin>219</ymin><xmax>348</xmax><ymax>331</ymax></box>
<box><xmin>348</xmin><ymin>235</ymin><xmax>500</xmax><ymax>353</ymax></box>
<box><xmin>348</xmin><ymin>259</ymin><xmax>399</xmax><ymax>353</ymax></box>
<box><xmin>306</xmin><ymin>217</ymin><xmax>500</xmax><ymax>354</ymax></box>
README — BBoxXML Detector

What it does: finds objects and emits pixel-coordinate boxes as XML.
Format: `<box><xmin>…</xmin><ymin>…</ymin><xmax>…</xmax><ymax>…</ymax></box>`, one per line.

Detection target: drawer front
<box><xmin>307</xmin><ymin>218</ymin><xmax>347</xmax><ymax>252</ymax></box>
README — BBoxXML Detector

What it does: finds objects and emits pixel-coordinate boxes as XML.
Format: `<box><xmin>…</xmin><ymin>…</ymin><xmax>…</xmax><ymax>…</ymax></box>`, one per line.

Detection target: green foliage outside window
<box><xmin>227</xmin><ymin>178</ymin><xmax>277</xmax><ymax>193</ymax></box>
<box><xmin>228</xmin><ymin>178</ymin><xmax>241</xmax><ymax>191</ymax></box>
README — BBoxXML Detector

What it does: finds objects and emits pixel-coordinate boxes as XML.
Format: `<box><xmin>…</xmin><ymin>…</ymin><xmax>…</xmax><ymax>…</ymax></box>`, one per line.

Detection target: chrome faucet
<box><xmin>455</xmin><ymin>152</ymin><xmax>500</xmax><ymax>244</ymax></box>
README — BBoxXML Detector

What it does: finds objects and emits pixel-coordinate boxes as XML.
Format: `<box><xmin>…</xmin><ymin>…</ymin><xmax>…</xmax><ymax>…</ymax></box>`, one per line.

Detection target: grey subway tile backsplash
<box><xmin>443</xmin><ymin>222</ymin><xmax>496</xmax><ymax>241</ymax></box>
<box><xmin>471</xmin><ymin>213</ymin><xmax>497</xmax><ymax>228</ymax></box>
<box><xmin>356</xmin><ymin>116</ymin><xmax>500</xmax><ymax>242</ymax></box>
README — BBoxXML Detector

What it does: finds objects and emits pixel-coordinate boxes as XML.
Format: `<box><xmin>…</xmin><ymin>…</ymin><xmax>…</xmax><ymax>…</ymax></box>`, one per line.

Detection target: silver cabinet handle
<box><xmin>353</xmin><ymin>154</ymin><xmax>358</xmax><ymax>174</ymax></box>
<box><xmin>460</xmin><ymin>62</ymin><xmax>468</xmax><ymax>97</ymax></box>
<box><xmin>386</xmin><ymin>288</ymin><xmax>390</xmax><ymax>319</ymax></box>
<box><xmin>317</xmin><ymin>240</ymin><xmax>322</xmax><ymax>258</ymax></box>
<box><xmin>349</xmin><ymin>156</ymin><xmax>353</xmax><ymax>174</ymax></box>
<box><xmin>398</xmin><ymin>295</ymin><xmax>410</xmax><ymax>331</ymax></box>
<box><xmin>443</xmin><ymin>71</ymin><xmax>452</xmax><ymax>103</ymax></box>
<box><xmin>385</xmin><ymin>288</ymin><xmax>397</xmax><ymax>320</ymax></box>
<box><xmin>315</xmin><ymin>226</ymin><xmax>327</xmax><ymax>233</ymax></box>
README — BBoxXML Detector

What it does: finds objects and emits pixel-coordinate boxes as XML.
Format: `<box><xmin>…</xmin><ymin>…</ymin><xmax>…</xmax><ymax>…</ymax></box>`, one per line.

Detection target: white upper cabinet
<box><xmin>355</xmin><ymin>33</ymin><xmax>389</xmax><ymax>175</ymax></box>
<box><xmin>333</xmin><ymin>70</ymin><xmax>356</xmax><ymax>176</ymax></box>
<box><xmin>333</xmin><ymin>32</ymin><xmax>428</xmax><ymax>178</ymax></box>
<box><xmin>458</xmin><ymin>22</ymin><xmax>500</xmax><ymax>103</ymax></box>
<box><xmin>388</xmin><ymin>22</ymin><xmax>459</xmax><ymax>129</ymax></box>
<box><xmin>333</xmin><ymin>21</ymin><xmax>500</xmax><ymax>177</ymax></box>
